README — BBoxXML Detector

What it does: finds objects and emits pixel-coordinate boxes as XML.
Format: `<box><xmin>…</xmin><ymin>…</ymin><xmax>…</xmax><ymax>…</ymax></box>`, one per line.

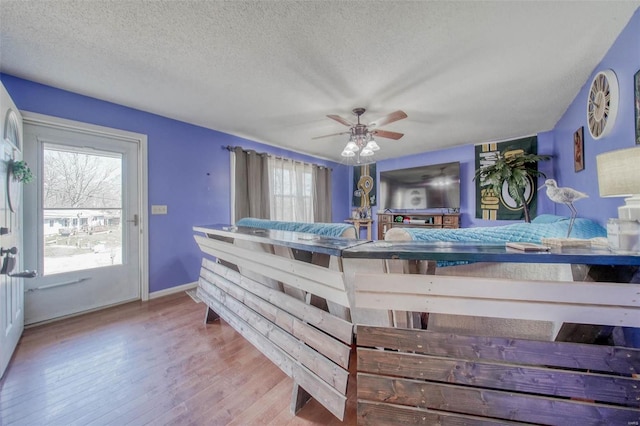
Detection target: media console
<box><xmin>377</xmin><ymin>212</ymin><xmax>459</xmax><ymax>239</ymax></box>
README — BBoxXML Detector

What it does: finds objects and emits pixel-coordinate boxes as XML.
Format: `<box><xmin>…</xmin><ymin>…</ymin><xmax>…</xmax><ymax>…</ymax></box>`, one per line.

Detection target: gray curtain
<box><xmin>233</xmin><ymin>147</ymin><xmax>270</xmax><ymax>221</ymax></box>
<box><xmin>313</xmin><ymin>165</ymin><xmax>332</xmax><ymax>222</ymax></box>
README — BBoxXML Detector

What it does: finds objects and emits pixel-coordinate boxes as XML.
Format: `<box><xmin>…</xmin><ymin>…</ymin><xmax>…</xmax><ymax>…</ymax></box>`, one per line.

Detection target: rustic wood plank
<box><xmin>233</xmin><ymin>239</ymin><xmax>284</xmax><ymax>291</ymax></box>
<box><xmin>356</xmin><ymin>326</ymin><xmax>640</xmax><ymax>375</ymax></box>
<box><xmin>291</xmin><ymin>383</ymin><xmax>312</xmax><ymax>415</ymax></box>
<box><xmin>273</xmin><ymin>245</ymin><xmax>309</xmax><ymax>301</ymax></box>
<box><xmin>356</xmin><ymin>272</ymin><xmax>640</xmax><ymax>306</ymax></box>
<box><xmin>341</xmin><ymin>258</ymin><xmax>393</xmax><ymax>327</ymax></box>
<box><xmin>199</xmin><ymin>276</ymin><xmax>350</xmax><ymax>391</ymax></box>
<box><xmin>197</xmin><ymin>286</ymin><xmax>348</xmax><ymax>420</ymax></box>
<box><xmin>195</xmin><ymin>235</ymin><xmax>348</xmax><ymax>301</ymax></box>
<box><xmin>325</xmin><ymin>255</ymin><xmax>352</xmax><ymax>322</ymax></box>
<box><xmin>353</xmin><ymin>272</ymin><xmax>640</xmax><ymax>328</ymax></box>
<box><xmin>203</xmin><ymin>258</ymin><xmax>353</xmax><ymax>344</ymax></box>
<box><xmin>200</xmin><ymin>273</ymin><xmax>351</xmax><ymax>374</ymax></box>
<box><xmin>358</xmin><ymin>348</ymin><xmax>640</xmax><ymax>406</ymax></box>
<box><xmin>357</xmin><ymin>373</ymin><xmax>640</xmax><ymax>425</ymax></box>
<box><xmin>357</xmin><ymin>401</ymin><xmax>525</xmax><ymax>426</ymax></box>
<box><xmin>289</xmin><ymin>317</ymin><xmax>351</xmax><ymax>369</ymax></box>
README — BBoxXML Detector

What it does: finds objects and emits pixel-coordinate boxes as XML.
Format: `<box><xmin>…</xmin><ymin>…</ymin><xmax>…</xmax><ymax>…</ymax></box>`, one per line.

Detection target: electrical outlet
<box><xmin>151</xmin><ymin>205</ymin><xmax>168</xmax><ymax>215</ymax></box>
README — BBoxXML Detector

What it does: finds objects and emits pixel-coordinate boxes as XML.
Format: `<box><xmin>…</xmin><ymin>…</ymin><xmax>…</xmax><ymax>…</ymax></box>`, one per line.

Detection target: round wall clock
<box><xmin>586</xmin><ymin>69</ymin><xmax>619</xmax><ymax>139</ymax></box>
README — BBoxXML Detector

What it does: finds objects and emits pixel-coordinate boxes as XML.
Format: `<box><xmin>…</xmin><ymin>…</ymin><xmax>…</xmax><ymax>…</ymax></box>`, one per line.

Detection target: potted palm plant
<box><xmin>474</xmin><ymin>150</ymin><xmax>551</xmax><ymax>223</ymax></box>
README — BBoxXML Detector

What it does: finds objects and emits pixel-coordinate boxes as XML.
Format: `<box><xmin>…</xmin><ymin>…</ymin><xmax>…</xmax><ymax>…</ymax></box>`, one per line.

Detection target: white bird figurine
<box><xmin>539</xmin><ymin>179</ymin><xmax>588</xmax><ymax>237</ymax></box>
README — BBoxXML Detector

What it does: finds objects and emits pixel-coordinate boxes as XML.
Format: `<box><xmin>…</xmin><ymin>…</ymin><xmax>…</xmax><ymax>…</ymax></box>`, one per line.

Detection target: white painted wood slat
<box><xmin>202</xmin><ymin>258</ymin><xmax>353</xmax><ymax>344</ymax></box>
<box><xmin>356</xmin><ymin>273</ymin><xmax>640</xmax><ymax>307</ymax></box>
<box><xmin>199</xmin><ymin>267</ymin><xmax>351</xmax><ymax>369</ymax></box>
<box><xmin>197</xmin><ymin>280</ymin><xmax>348</xmax><ymax>420</ymax></box>
<box><xmin>354</xmin><ymin>273</ymin><xmax>640</xmax><ymax>328</ymax></box>
<box><xmin>195</xmin><ymin>235</ymin><xmax>349</xmax><ymax>307</ymax></box>
<box><xmin>198</xmin><ymin>276</ymin><xmax>350</xmax><ymax>392</ymax></box>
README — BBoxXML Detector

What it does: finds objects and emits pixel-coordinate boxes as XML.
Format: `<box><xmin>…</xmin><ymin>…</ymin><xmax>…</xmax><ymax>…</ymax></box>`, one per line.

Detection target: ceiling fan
<box><xmin>313</xmin><ymin>107</ymin><xmax>408</xmax><ymax>141</ymax></box>
<box><xmin>313</xmin><ymin>107</ymin><xmax>408</xmax><ymax>162</ymax></box>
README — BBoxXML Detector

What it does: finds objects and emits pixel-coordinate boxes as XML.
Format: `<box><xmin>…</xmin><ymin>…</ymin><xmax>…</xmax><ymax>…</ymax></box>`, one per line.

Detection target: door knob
<box><xmin>0</xmin><ymin>247</ymin><xmax>18</xmax><ymax>256</ymax></box>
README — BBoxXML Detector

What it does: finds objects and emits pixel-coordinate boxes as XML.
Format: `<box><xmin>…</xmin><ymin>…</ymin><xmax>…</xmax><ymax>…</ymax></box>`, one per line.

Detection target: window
<box><xmin>268</xmin><ymin>157</ymin><xmax>313</xmax><ymax>222</ymax></box>
<box><xmin>230</xmin><ymin>147</ymin><xmax>331</xmax><ymax>223</ymax></box>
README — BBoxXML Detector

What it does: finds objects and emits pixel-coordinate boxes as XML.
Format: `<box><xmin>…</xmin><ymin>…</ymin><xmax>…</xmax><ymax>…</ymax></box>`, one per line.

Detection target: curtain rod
<box><xmin>223</xmin><ymin>145</ymin><xmax>332</xmax><ymax>170</ymax></box>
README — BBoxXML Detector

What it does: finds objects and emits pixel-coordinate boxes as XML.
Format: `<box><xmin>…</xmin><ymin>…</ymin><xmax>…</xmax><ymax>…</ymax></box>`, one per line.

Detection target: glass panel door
<box><xmin>23</xmin><ymin>118</ymin><xmax>141</xmax><ymax>325</ymax></box>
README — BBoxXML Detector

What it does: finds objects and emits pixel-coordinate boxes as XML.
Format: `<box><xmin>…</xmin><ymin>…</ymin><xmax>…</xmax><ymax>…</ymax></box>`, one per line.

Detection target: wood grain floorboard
<box><xmin>0</xmin><ymin>292</ymin><xmax>356</xmax><ymax>425</ymax></box>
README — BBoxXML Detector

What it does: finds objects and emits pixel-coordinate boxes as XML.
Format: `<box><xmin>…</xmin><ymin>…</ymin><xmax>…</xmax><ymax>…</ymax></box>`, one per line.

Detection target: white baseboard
<box><xmin>149</xmin><ymin>281</ymin><xmax>198</xmax><ymax>300</ymax></box>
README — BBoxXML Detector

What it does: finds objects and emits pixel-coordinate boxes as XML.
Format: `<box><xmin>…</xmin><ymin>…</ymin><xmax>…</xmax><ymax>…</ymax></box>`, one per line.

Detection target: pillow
<box><xmin>531</xmin><ymin>214</ymin><xmax>568</xmax><ymax>224</ymax></box>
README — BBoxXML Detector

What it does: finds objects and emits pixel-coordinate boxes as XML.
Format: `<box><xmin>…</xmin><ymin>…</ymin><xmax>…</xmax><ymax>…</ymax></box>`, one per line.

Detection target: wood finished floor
<box><xmin>0</xmin><ymin>292</ymin><xmax>357</xmax><ymax>425</ymax></box>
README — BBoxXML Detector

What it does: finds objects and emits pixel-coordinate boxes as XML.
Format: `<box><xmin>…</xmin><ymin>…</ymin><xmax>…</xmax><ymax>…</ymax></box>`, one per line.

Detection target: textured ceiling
<box><xmin>1</xmin><ymin>1</ymin><xmax>638</xmax><ymax>162</ymax></box>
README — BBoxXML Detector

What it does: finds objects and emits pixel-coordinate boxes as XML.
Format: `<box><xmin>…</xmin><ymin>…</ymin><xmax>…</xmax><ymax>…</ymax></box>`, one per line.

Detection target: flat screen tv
<box><xmin>379</xmin><ymin>161</ymin><xmax>460</xmax><ymax>211</ymax></box>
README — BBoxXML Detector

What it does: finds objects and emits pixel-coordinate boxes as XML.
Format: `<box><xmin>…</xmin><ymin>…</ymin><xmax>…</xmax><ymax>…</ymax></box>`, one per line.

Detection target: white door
<box><xmin>22</xmin><ymin>116</ymin><xmax>146</xmax><ymax>325</ymax></box>
<box><xmin>0</xmin><ymin>84</ymin><xmax>25</xmax><ymax>378</ymax></box>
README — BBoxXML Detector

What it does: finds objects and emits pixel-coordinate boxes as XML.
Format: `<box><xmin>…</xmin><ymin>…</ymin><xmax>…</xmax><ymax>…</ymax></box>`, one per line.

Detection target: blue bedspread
<box><xmin>236</xmin><ymin>217</ymin><xmax>357</xmax><ymax>238</ymax></box>
<box><xmin>404</xmin><ymin>215</ymin><xmax>606</xmax><ymax>243</ymax></box>
<box><xmin>401</xmin><ymin>215</ymin><xmax>606</xmax><ymax>268</ymax></box>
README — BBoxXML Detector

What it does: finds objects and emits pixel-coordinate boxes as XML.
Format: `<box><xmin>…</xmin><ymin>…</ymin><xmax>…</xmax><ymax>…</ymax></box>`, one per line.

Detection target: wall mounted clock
<box><xmin>586</xmin><ymin>69</ymin><xmax>619</xmax><ymax>139</ymax></box>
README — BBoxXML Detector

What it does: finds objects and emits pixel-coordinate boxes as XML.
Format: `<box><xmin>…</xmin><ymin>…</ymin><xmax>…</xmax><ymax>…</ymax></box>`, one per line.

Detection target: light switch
<box><xmin>151</xmin><ymin>205</ymin><xmax>168</xmax><ymax>215</ymax></box>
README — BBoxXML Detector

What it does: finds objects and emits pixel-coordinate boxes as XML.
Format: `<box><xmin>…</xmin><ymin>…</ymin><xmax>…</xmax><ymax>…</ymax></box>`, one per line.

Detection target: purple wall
<box><xmin>1</xmin><ymin>74</ymin><xmax>350</xmax><ymax>293</ymax></box>
<box><xmin>546</xmin><ymin>8</ymin><xmax>640</xmax><ymax>226</ymax></box>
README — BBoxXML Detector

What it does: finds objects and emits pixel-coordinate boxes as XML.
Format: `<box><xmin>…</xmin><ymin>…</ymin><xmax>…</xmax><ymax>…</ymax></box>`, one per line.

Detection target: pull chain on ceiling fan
<box><xmin>313</xmin><ymin>108</ymin><xmax>407</xmax><ymax>163</ymax></box>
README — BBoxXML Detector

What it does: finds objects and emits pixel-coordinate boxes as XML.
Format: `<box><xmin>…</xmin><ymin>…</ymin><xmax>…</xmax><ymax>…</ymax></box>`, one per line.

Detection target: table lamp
<box><xmin>596</xmin><ymin>146</ymin><xmax>640</xmax><ymax>221</ymax></box>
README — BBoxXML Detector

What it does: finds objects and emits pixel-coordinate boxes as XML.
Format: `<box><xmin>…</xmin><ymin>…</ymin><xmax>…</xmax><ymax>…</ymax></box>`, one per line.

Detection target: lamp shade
<box><xmin>596</xmin><ymin>146</ymin><xmax>640</xmax><ymax>197</ymax></box>
<box><xmin>365</xmin><ymin>140</ymin><xmax>380</xmax><ymax>151</ymax></box>
<box><xmin>344</xmin><ymin>141</ymin><xmax>359</xmax><ymax>152</ymax></box>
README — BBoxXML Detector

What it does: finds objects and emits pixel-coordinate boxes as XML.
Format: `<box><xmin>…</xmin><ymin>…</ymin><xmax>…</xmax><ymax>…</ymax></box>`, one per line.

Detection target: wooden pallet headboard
<box><xmin>194</xmin><ymin>233</ymin><xmax>354</xmax><ymax>420</ymax></box>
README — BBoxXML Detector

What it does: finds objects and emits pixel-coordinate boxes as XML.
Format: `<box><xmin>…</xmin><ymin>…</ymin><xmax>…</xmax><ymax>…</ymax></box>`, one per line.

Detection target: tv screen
<box><xmin>379</xmin><ymin>161</ymin><xmax>460</xmax><ymax>210</ymax></box>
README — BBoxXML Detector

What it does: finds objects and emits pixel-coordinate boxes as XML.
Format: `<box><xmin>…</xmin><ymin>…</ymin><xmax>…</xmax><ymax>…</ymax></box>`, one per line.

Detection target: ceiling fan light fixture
<box><xmin>365</xmin><ymin>140</ymin><xmax>380</xmax><ymax>151</ymax></box>
<box><xmin>344</xmin><ymin>141</ymin><xmax>359</xmax><ymax>152</ymax></box>
<box><xmin>315</xmin><ymin>107</ymin><xmax>407</xmax><ymax>161</ymax></box>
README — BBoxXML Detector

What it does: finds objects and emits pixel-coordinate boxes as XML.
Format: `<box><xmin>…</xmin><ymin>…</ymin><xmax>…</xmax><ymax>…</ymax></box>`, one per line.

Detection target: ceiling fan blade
<box><xmin>312</xmin><ymin>131</ymin><xmax>350</xmax><ymax>140</ymax></box>
<box><xmin>368</xmin><ymin>110</ymin><xmax>407</xmax><ymax>128</ymax></box>
<box><xmin>327</xmin><ymin>114</ymin><xmax>354</xmax><ymax>127</ymax></box>
<box><xmin>372</xmin><ymin>129</ymin><xmax>404</xmax><ymax>140</ymax></box>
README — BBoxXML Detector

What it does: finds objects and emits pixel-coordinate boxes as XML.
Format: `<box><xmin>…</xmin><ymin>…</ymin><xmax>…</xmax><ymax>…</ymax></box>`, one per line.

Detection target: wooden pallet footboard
<box><xmin>356</xmin><ymin>325</ymin><xmax>640</xmax><ymax>425</ymax></box>
<box><xmin>353</xmin><ymin>268</ymin><xmax>640</xmax><ymax>425</ymax></box>
<box><xmin>197</xmin><ymin>257</ymin><xmax>353</xmax><ymax>420</ymax></box>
